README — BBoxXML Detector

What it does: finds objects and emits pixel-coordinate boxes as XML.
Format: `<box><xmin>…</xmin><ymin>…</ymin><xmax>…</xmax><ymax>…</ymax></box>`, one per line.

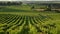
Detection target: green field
<box><xmin>0</xmin><ymin>5</ymin><xmax>60</xmax><ymax>34</ymax></box>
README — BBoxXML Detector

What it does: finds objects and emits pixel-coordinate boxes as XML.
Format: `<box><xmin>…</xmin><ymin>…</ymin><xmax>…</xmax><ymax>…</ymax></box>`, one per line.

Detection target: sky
<box><xmin>0</xmin><ymin>0</ymin><xmax>60</xmax><ymax>1</ymax></box>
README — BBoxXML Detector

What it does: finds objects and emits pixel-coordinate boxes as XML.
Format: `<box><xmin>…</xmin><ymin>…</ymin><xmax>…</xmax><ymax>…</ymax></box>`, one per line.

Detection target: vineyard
<box><xmin>0</xmin><ymin>5</ymin><xmax>60</xmax><ymax>34</ymax></box>
<box><xmin>0</xmin><ymin>12</ymin><xmax>59</xmax><ymax>34</ymax></box>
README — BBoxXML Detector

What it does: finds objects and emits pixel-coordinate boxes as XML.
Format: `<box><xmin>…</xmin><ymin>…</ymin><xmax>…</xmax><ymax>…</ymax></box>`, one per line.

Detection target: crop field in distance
<box><xmin>0</xmin><ymin>1</ymin><xmax>60</xmax><ymax>34</ymax></box>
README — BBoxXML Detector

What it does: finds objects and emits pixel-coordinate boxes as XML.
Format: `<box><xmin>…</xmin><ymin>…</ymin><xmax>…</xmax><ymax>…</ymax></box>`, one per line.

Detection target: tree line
<box><xmin>0</xmin><ymin>1</ymin><xmax>22</xmax><ymax>5</ymax></box>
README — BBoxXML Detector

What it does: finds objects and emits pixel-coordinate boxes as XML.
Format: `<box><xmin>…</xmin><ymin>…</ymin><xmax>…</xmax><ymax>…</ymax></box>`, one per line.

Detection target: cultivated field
<box><xmin>0</xmin><ymin>5</ymin><xmax>60</xmax><ymax>34</ymax></box>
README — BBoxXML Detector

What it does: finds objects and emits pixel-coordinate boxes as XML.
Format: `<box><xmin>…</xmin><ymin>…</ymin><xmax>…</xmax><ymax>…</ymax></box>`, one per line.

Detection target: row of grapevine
<box><xmin>0</xmin><ymin>14</ymin><xmax>56</xmax><ymax>34</ymax></box>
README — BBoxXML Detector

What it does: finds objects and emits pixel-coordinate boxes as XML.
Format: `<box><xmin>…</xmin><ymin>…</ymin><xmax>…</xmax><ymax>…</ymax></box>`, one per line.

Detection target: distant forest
<box><xmin>0</xmin><ymin>1</ymin><xmax>22</xmax><ymax>5</ymax></box>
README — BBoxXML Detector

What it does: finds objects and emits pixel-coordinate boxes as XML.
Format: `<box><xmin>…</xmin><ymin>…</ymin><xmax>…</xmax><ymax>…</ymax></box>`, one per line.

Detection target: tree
<box><xmin>46</xmin><ymin>4</ymin><xmax>51</xmax><ymax>11</ymax></box>
<box><xmin>31</xmin><ymin>6</ymin><xmax>35</xmax><ymax>9</ymax></box>
<box><xmin>47</xmin><ymin>4</ymin><xmax>51</xmax><ymax>11</ymax></box>
<box><xmin>7</xmin><ymin>2</ymin><xmax>11</xmax><ymax>5</ymax></box>
<box><xmin>19</xmin><ymin>2</ymin><xmax>22</xmax><ymax>5</ymax></box>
